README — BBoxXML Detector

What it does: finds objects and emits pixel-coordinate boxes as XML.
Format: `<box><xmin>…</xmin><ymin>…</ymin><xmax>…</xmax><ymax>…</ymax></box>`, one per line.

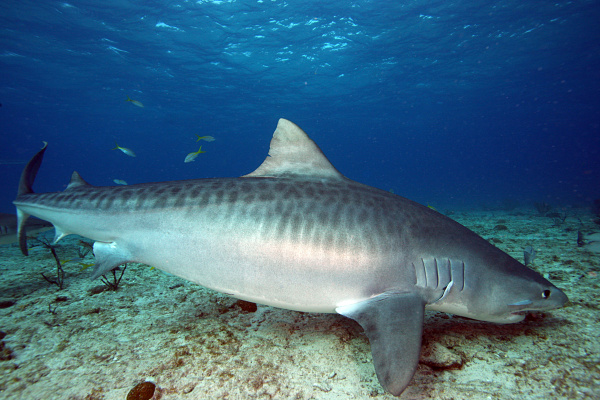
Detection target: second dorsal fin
<box><xmin>66</xmin><ymin>171</ymin><xmax>91</xmax><ymax>190</ymax></box>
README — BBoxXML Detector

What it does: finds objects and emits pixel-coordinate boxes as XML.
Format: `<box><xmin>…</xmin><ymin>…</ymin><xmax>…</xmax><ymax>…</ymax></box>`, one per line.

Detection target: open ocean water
<box><xmin>1</xmin><ymin>0</ymin><xmax>598</xmax><ymax>211</ymax></box>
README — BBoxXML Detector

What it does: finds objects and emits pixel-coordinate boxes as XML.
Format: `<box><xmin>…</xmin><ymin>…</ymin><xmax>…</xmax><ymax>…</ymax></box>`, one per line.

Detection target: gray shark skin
<box><xmin>14</xmin><ymin>119</ymin><xmax>568</xmax><ymax>396</ymax></box>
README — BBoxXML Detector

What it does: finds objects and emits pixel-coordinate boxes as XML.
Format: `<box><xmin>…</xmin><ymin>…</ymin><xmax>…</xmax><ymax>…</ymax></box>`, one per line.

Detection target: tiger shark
<box><xmin>13</xmin><ymin>119</ymin><xmax>567</xmax><ymax>396</ymax></box>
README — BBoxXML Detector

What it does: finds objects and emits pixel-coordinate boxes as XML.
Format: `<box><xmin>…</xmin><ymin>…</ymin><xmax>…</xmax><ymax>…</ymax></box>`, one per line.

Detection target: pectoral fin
<box><xmin>336</xmin><ymin>291</ymin><xmax>425</xmax><ymax>396</ymax></box>
<box><xmin>91</xmin><ymin>241</ymin><xmax>133</xmax><ymax>279</ymax></box>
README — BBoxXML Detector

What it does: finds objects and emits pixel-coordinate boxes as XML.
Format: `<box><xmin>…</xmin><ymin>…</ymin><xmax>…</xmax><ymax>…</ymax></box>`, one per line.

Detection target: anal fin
<box><xmin>52</xmin><ymin>226</ymin><xmax>70</xmax><ymax>243</ymax></box>
<box><xmin>336</xmin><ymin>291</ymin><xmax>425</xmax><ymax>396</ymax></box>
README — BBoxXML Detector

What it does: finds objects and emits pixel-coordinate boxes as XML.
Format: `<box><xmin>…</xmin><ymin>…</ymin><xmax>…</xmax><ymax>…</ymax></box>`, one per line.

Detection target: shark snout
<box><xmin>545</xmin><ymin>286</ymin><xmax>569</xmax><ymax>308</ymax></box>
<box><xmin>508</xmin><ymin>285</ymin><xmax>568</xmax><ymax>316</ymax></box>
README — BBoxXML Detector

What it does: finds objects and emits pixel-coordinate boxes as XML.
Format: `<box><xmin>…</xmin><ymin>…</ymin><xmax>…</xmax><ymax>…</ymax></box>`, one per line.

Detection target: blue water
<box><xmin>1</xmin><ymin>0</ymin><xmax>599</xmax><ymax>212</ymax></box>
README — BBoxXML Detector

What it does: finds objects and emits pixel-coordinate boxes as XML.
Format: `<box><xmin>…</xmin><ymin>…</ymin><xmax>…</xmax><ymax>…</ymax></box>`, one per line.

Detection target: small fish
<box><xmin>113</xmin><ymin>179</ymin><xmax>128</xmax><ymax>186</ymax></box>
<box><xmin>126</xmin><ymin>96</ymin><xmax>144</xmax><ymax>108</ymax></box>
<box><xmin>112</xmin><ymin>142</ymin><xmax>136</xmax><ymax>157</ymax></box>
<box><xmin>196</xmin><ymin>135</ymin><xmax>215</xmax><ymax>142</ymax></box>
<box><xmin>79</xmin><ymin>262</ymin><xmax>95</xmax><ymax>271</ymax></box>
<box><xmin>184</xmin><ymin>145</ymin><xmax>206</xmax><ymax>163</ymax></box>
<box><xmin>427</xmin><ymin>204</ymin><xmax>437</xmax><ymax>211</ymax></box>
<box><xmin>60</xmin><ymin>257</ymin><xmax>85</xmax><ymax>265</ymax></box>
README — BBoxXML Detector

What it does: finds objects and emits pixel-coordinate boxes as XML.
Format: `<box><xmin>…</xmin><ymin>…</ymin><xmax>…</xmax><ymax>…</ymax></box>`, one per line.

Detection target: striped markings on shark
<box><xmin>13</xmin><ymin>118</ymin><xmax>568</xmax><ymax>396</ymax></box>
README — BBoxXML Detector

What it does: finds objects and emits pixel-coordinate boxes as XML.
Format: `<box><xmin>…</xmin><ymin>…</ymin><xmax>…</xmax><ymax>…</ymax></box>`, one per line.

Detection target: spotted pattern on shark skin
<box><xmin>15</xmin><ymin>177</ymin><xmax>410</xmax><ymax>255</ymax></box>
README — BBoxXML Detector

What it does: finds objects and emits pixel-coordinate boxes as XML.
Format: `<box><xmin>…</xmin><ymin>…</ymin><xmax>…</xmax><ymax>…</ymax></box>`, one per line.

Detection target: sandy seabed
<box><xmin>0</xmin><ymin>208</ymin><xmax>598</xmax><ymax>400</ymax></box>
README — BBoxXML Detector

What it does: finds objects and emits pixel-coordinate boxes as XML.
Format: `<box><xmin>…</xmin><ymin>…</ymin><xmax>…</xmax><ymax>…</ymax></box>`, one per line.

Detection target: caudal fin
<box><xmin>17</xmin><ymin>141</ymin><xmax>47</xmax><ymax>196</ymax></box>
<box><xmin>15</xmin><ymin>141</ymin><xmax>48</xmax><ymax>256</ymax></box>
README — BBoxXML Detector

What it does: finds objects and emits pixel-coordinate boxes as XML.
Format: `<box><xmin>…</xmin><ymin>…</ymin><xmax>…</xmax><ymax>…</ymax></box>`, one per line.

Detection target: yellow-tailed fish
<box><xmin>79</xmin><ymin>262</ymin><xmax>95</xmax><ymax>271</ymax></box>
<box><xmin>113</xmin><ymin>179</ymin><xmax>128</xmax><ymax>185</ymax></box>
<box><xmin>60</xmin><ymin>257</ymin><xmax>84</xmax><ymax>265</ymax></box>
<box><xmin>126</xmin><ymin>96</ymin><xmax>144</xmax><ymax>108</ymax></box>
<box><xmin>112</xmin><ymin>142</ymin><xmax>136</xmax><ymax>157</ymax></box>
<box><xmin>196</xmin><ymin>135</ymin><xmax>215</xmax><ymax>142</ymax></box>
<box><xmin>184</xmin><ymin>145</ymin><xmax>206</xmax><ymax>163</ymax></box>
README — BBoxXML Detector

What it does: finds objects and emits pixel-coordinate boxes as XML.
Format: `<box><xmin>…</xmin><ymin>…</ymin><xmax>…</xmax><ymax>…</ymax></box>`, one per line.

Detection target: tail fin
<box><xmin>17</xmin><ymin>141</ymin><xmax>47</xmax><ymax>196</ymax></box>
<box><xmin>15</xmin><ymin>141</ymin><xmax>48</xmax><ymax>256</ymax></box>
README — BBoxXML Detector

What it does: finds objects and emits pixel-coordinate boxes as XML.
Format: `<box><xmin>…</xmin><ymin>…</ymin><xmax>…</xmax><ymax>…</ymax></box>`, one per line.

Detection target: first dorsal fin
<box><xmin>243</xmin><ymin>118</ymin><xmax>345</xmax><ymax>179</ymax></box>
<box><xmin>66</xmin><ymin>171</ymin><xmax>91</xmax><ymax>190</ymax></box>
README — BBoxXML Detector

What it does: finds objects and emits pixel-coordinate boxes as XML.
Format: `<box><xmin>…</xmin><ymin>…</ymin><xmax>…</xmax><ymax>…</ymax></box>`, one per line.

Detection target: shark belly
<box><xmin>139</xmin><ymin>224</ymin><xmax>390</xmax><ymax>313</ymax></box>
<box><xmin>115</xmin><ymin>201</ymin><xmax>408</xmax><ymax>313</ymax></box>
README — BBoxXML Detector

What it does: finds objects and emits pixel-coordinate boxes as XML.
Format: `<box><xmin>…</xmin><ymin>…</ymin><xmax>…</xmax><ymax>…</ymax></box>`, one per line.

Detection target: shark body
<box><xmin>14</xmin><ymin>119</ymin><xmax>567</xmax><ymax>396</ymax></box>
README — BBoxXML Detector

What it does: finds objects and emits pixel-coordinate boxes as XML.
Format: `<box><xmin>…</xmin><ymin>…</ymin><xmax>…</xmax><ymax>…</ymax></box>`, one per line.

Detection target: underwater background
<box><xmin>1</xmin><ymin>0</ymin><xmax>599</xmax><ymax>211</ymax></box>
<box><xmin>2</xmin><ymin>2</ymin><xmax>600</xmax><ymax>399</ymax></box>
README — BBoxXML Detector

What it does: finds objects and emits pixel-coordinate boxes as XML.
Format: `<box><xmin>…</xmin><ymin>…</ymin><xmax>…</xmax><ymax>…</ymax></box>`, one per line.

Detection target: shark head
<box><xmin>476</xmin><ymin>262</ymin><xmax>568</xmax><ymax>323</ymax></box>
<box><xmin>428</xmin><ymin>249</ymin><xmax>568</xmax><ymax>323</ymax></box>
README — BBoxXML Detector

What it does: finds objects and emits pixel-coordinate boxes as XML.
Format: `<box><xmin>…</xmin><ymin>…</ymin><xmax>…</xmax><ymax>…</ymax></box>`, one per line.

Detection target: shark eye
<box><xmin>542</xmin><ymin>289</ymin><xmax>551</xmax><ymax>299</ymax></box>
